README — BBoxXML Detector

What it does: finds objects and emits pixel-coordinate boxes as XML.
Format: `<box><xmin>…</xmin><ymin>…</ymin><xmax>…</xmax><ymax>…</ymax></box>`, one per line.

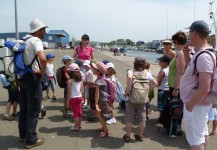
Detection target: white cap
<box><xmin>83</xmin><ymin>60</ymin><xmax>90</xmax><ymax>68</ymax></box>
<box><xmin>29</xmin><ymin>19</ymin><xmax>48</xmax><ymax>33</ymax></box>
<box><xmin>106</xmin><ymin>62</ymin><xmax>115</xmax><ymax>68</ymax></box>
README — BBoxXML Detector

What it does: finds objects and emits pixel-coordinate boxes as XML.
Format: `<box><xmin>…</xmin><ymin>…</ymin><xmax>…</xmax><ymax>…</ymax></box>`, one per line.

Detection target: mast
<box><xmin>209</xmin><ymin>0</ymin><xmax>217</xmax><ymax>50</ymax></box>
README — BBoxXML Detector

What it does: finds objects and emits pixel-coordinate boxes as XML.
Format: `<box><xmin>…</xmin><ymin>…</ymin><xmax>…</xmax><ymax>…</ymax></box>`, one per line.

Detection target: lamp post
<box><xmin>14</xmin><ymin>0</ymin><xmax>19</xmax><ymax>40</ymax></box>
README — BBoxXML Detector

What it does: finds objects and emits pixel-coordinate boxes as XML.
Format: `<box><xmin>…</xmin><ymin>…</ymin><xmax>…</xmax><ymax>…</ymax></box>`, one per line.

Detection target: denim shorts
<box><xmin>157</xmin><ymin>89</ymin><xmax>170</xmax><ymax>111</ymax></box>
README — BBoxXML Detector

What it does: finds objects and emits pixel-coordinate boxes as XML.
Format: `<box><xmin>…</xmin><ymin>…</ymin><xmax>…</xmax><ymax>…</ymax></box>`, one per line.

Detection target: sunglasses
<box><xmin>163</xmin><ymin>43</ymin><xmax>171</xmax><ymax>45</ymax></box>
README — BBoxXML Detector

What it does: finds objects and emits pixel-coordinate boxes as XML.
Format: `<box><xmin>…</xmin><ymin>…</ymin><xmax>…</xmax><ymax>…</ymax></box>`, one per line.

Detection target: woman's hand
<box><xmin>172</xmin><ymin>89</ymin><xmax>179</xmax><ymax>97</ymax></box>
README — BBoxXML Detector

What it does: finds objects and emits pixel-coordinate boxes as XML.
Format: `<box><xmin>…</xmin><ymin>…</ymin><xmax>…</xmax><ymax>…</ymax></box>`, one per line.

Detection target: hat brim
<box><xmin>91</xmin><ymin>63</ymin><xmax>97</xmax><ymax>69</ymax></box>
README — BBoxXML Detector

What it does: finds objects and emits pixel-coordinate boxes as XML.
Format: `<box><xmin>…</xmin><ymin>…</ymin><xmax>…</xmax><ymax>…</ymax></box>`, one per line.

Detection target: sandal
<box><xmin>96</xmin><ymin>128</ymin><xmax>111</xmax><ymax>134</ymax></box>
<box><xmin>134</xmin><ymin>135</ymin><xmax>143</xmax><ymax>142</ymax></box>
<box><xmin>123</xmin><ymin>134</ymin><xmax>130</xmax><ymax>142</ymax></box>
<box><xmin>99</xmin><ymin>131</ymin><xmax>109</xmax><ymax>138</ymax></box>
<box><xmin>210</xmin><ymin>131</ymin><xmax>217</xmax><ymax>136</ymax></box>
<box><xmin>70</xmin><ymin>125</ymin><xmax>80</xmax><ymax>131</ymax></box>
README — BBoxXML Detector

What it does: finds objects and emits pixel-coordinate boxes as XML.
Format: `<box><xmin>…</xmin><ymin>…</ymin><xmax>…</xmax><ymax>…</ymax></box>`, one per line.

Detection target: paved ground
<box><xmin>0</xmin><ymin>49</ymin><xmax>216</xmax><ymax>150</ymax></box>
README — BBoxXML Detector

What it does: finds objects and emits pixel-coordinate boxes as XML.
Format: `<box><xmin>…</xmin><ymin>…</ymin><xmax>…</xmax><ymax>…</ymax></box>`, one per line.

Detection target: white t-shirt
<box><xmin>127</xmin><ymin>69</ymin><xmax>154</xmax><ymax>81</ymax></box>
<box><xmin>71</xmin><ymin>81</ymin><xmax>82</xmax><ymax>98</ymax></box>
<box><xmin>23</xmin><ymin>35</ymin><xmax>44</xmax><ymax>72</ymax></box>
<box><xmin>158</xmin><ymin>67</ymin><xmax>169</xmax><ymax>91</ymax></box>
<box><xmin>84</xmin><ymin>69</ymin><xmax>96</xmax><ymax>83</ymax></box>
<box><xmin>45</xmin><ymin>63</ymin><xmax>54</xmax><ymax>76</ymax></box>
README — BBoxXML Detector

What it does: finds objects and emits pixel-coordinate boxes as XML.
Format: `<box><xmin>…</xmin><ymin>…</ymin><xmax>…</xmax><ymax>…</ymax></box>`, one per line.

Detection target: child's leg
<box><xmin>51</xmin><ymin>78</ymin><xmax>56</xmax><ymax>99</ymax></box>
<box><xmin>97</xmin><ymin>112</ymin><xmax>108</xmax><ymax>132</ymax></box>
<box><xmin>12</xmin><ymin>101</ymin><xmax>18</xmax><ymax>114</ymax></box>
<box><xmin>212</xmin><ymin>120</ymin><xmax>217</xmax><ymax>134</ymax></box>
<box><xmin>5</xmin><ymin>102</ymin><xmax>12</xmax><ymax>114</ymax></box>
<box><xmin>70</xmin><ymin>98</ymin><xmax>80</xmax><ymax>128</ymax></box>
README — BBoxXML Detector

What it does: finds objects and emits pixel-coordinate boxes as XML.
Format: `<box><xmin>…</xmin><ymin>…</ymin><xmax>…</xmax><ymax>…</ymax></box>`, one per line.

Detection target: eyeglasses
<box><xmin>82</xmin><ymin>39</ymin><xmax>89</xmax><ymax>41</ymax></box>
<box><xmin>163</xmin><ymin>43</ymin><xmax>171</xmax><ymax>45</ymax></box>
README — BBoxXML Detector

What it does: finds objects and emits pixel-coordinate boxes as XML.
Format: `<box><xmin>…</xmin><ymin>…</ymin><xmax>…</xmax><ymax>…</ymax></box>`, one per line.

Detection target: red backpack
<box><xmin>56</xmin><ymin>66</ymin><xmax>67</xmax><ymax>88</ymax></box>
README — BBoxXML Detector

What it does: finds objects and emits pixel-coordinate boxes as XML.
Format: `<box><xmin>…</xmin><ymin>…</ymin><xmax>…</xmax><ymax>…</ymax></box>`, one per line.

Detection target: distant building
<box><xmin>0</xmin><ymin>30</ymin><xmax>71</xmax><ymax>49</ymax></box>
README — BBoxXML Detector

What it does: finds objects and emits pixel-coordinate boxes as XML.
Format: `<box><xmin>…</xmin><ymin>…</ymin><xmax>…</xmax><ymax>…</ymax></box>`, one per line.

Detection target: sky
<box><xmin>0</xmin><ymin>0</ymin><xmax>216</xmax><ymax>42</ymax></box>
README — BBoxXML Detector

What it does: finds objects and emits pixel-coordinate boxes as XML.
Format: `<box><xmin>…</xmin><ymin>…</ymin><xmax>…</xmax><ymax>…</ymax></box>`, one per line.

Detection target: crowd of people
<box><xmin>0</xmin><ymin>19</ymin><xmax>217</xmax><ymax>150</ymax></box>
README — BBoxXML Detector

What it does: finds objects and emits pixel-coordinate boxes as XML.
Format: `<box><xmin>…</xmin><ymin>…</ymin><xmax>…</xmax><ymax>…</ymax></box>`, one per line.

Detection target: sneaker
<box><xmin>12</xmin><ymin>112</ymin><xmax>20</xmax><ymax>117</ymax></box>
<box><xmin>41</xmin><ymin>108</ymin><xmax>46</xmax><ymax>118</ymax></box>
<box><xmin>25</xmin><ymin>138</ymin><xmax>45</xmax><ymax>149</ymax></box>
<box><xmin>70</xmin><ymin>125</ymin><xmax>80</xmax><ymax>131</ymax></box>
<box><xmin>2</xmin><ymin>114</ymin><xmax>14</xmax><ymax>121</ymax></box>
<box><xmin>106</xmin><ymin>118</ymin><xmax>116</xmax><ymax>124</ymax></box>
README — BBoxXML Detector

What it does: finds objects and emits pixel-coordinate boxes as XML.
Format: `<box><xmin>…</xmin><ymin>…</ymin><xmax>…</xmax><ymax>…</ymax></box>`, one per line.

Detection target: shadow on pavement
<box><xmin>0</xmin><ymin>135</ymin><xmax>24</xmax><ymax>149</ymax></box>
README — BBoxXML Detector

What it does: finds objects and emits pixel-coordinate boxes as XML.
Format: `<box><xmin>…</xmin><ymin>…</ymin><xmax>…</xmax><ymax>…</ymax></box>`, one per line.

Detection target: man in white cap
<box><xmin>180</xmin><ymin>20</ymin><xmax>215</xmax><ymax>150</ymax></box>
<box><xmin>18</xmin><ymin>19</ymin><xmax>47</xmax><ymax>149</ymax></box>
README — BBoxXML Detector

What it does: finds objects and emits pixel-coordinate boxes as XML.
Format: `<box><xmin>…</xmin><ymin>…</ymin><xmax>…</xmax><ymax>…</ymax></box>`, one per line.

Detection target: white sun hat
<box><xmin>83</xmin><ymin>60</ymin><xmax>91</xmax><ymax>68</ymax></box>
<box><xmin>106</xmin><ymin>62</ymin><xmax>115</xmax><ymax>68</ymax></box>
<box><xmin>29</xmin><ymin>19</ymin><xmax>48</xmax><ymax>33</ymax></box>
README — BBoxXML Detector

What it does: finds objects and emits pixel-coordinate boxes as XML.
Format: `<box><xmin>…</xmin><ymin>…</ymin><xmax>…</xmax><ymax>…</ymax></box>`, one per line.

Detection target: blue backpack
<box><xmin>115</xmin><ymin>78</ymin><xmax>126</xmax><ymax>102</ymax></box>
<box><xmin>2</xmin><ymin>37</ymin><xmax>40</xmax><ymax>80</ymax></box>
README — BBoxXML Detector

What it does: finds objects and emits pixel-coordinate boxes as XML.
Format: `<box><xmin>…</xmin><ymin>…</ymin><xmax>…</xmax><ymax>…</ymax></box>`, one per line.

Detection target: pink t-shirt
<box><xmin>180</xmin><ymin>49</ymin><xmax>215</xmax><ymax>104</ymax></box>
<box><xmin>76</xmin><ymin>46</ymin><xmax>93</xmax><ymax>61</ymax></box>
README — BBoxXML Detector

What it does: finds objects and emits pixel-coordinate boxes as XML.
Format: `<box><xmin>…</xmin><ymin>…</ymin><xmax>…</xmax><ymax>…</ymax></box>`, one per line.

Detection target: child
<box><xmin>123</xmin><ymin>57</ymin><xmax>158</xmax><ymax>142</ymax></box>
<box><xmin>92</xmin><ymin>62</ymin><xmax>112</xmax><ymax>138</ymax></box>
<box><xmin>0</xmin><ymin>74</ymin><xmax>19</xmax><ymax>121</ymax></box>
<box><xmin>67</xmin><ymin>63</ymin><xmax>84</xmax><ymax>131</ymax></box>
<box><xmin>83</xmin><ymin>60</ymin><xmax>95</xmax><ymax>111</ymax></box>
<box><xmin>45</xmin><ymin>54</ymin><xmax>56</xmax><ymax>100</ymax></box>
<box><xmin>144</xmin><ymin>61</ymin><xmax>154</xmax><ymax>120</ymax></box>
<box><xmin>156</xmin><ymin>56</ymin><xmax>170</xmax><ymax>117</ymax></box>
<box><xmin>208</xmin><ymin>105</ymin><xmax>217</xmax><ymax>135</ymax></box>
<box><xmin>62</xmin><ymin>55</ymin><xmax>74</xmax><ymax>117</ymax></box>
<box><xmin>105</xmin><ymin>62</ymin><xmax>117</xmax><ymax>124</ymax></box>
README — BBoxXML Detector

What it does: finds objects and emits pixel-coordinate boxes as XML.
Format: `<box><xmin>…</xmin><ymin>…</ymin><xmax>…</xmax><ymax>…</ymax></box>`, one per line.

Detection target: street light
<box><xmin>14</xmin><ymin>0</ymin><xmax>19</xmax><ymax>40</ymax></box>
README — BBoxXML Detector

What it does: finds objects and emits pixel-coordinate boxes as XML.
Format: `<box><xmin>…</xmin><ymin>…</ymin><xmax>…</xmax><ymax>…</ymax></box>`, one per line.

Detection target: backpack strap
<box><xmin>192</xmin><ymin>48</ymin><xmax>216</xmax><ymax>76</ymax></box>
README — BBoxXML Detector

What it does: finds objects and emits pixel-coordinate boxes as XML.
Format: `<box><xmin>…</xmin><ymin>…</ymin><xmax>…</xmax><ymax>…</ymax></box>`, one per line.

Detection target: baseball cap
<box><xmin>46</xmin><ymin>54</ymin><xmax>55</xmax><ymax>59</ymax></box>
<box><xmin>106</xmin><ymin>62</ymin><xmax>115</xmax><ymax>68</ymax></box>
<box><xmin>157</xmin><ymin>56</ymin><xmax>171</xmax><ymax>64</ymax></box>
<box><xmin>68</xmin><ymin>63</ymin><xmax>80</xmax><ymax>71</ymax></box>
<box><xmin>102</xmin><ymin>59</ymin><xmax>110</xmax><ymax>65</ymax></box>
<box><xmin>62</xmin><ymin>55</ymin><xmax>73</xmax><ymax>62</ymax></box>
<box><xmin>74</xmin><ymin>59</ymin><xmax>83</xmax><ymax>68</ymax></box>
<box><xmin>29</xmin><ymin>19</ymin><xmax>48</xmax><ymax>33</ymax></box>
<box><xmin>83</xmin><ymin>60</ymin><xmax>91</xmax><ymax>68</ymax></box>
<box><xmin>188</xmin><ymin>20</ymin><xmax>210</xmax><ymax>34</ymax></box>
<box><xmin>92</xmin><ymin>62</ymin><xmax>107</xmax><ymax>74</ymax></box>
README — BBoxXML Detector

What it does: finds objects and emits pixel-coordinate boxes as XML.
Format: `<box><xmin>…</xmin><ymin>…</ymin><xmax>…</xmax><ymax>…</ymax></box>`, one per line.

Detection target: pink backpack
<box><xmin>99</xmin><ymin>76</ymin><xmax>116</xmax><ymax>104</ymax></box>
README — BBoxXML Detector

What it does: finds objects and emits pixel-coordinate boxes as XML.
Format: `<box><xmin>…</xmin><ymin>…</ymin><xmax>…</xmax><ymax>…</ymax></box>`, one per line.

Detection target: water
<box><xmin>125</xmin><ymin>50</ymin><xmax>162</xmax><ymax>62</ymax></box>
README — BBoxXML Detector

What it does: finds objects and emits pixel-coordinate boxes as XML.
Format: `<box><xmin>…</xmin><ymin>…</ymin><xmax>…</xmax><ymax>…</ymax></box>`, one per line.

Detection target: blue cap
<box><xmin>46</xmin><ymin>54</ymin><xmax>55</xmax><ymax>59</ymax></box>
<box><xmin>74</xmin><ymin>59</ymin><xmax>83</xmax><ymax>67</ymax></box>
<box><xmin>188</xmin><ymin>20</ymin><xmax>210</xmax><ymax>34</ymax></box>
<box><xmin>62</xmin><ymin>55</ymin><xmax>73</xmax><ymax>62</ymax></box>
<box><xmin>102</xmin><ymin>59</ymin><xmax>110</xmax><ymax>65</ymax></box>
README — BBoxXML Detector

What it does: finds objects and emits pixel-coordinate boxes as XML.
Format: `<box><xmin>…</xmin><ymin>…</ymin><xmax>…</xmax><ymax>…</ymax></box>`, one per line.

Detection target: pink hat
<box><xmin>68</xmin><ymin>63</ymin><xmax>80</xmax><ymax>71</ymax></box>
<box><xmin>92</xmin><ymin>62</ymin><xmax>107</xmax><ymax>74</ymax></box>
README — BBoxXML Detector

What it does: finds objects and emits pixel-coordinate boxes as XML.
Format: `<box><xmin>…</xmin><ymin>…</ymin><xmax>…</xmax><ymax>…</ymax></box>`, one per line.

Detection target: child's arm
<box><xmin>125</xmin><ymin>73</ymin><xmax>132</xmax><ymax>97</ymax></box>
<box><xmin>67</xmin><ymin>79</ymin><xmax>73</xmax><ymax>107</ymax></box>
<box><xmin>80</xmin><ymin>82</ymin><xmax>84</xmax><ymax>96</ymax></box>
<box><xmin>157</xmin><ymin>69</ymin><xmax>165</xmax><ymax>86</ymax></box>
<box><xmin>95</xmin><ymin>85</ymin><xmax>101</xmax><ymax>112</ymax></box>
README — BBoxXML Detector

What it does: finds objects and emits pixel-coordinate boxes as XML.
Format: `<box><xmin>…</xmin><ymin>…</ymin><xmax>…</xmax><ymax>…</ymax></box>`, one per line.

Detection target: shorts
<box><xmin>208</xmin><ymin>107</ymin><xmax>217</xmax><ymax>121</ymax></box>
<box><xmin>47</xmin><ymin>77</ymin><xmax>56</xmax><ymax>91</ymax></box>
<box><xmin>89</xmin><ymin>87</ymin><xmax>96</xmax><ymax>110</ymax></box>
<box><xmin>125</xmin><ymin>101</ymin><xmax>146</xmax><ymax>123</ymax></box>
<box><xmin>8</xmin><ymin>88</ymin><xmax>19</xmax><ymax>103</ymax></box>
<box><xmin>157</xmin><ymin>89</ymin><xmax>170</xmax><ymax>111</ymax></box>
<box><xmin>98</xmin><ymin>101</ymin><xmax>112</xmax><ymax>114</ymax></box>
<box><xmin>183</xmin><ymin>104</ymin><xmax>212</xmax><ymax>146</ymax></box>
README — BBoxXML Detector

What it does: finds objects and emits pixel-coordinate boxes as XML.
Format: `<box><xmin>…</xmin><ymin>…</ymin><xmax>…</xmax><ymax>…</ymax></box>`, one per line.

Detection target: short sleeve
<box><xmin>146</xmin><ymin>72</ymin><xmax>154</xmax><ymax>81</ymax></box>
<box><xmin>127</xmin><ymin>69</ymin><xmax>133</xmax><ymax>77</ymax></box>
<box><xmin>33</xmin><ymin>38</ymin><xmax>44</xmax><ymax>54</ymax></box>
<box><xmin>197</xmin><ymin>53</ymin><xmax>215</xmax><ymax>74</ymax></box>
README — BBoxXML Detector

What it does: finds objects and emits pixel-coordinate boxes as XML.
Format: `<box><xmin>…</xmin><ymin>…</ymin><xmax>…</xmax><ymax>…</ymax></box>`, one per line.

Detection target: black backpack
<box><xmin>41</xmin><ymin>74</ymin><xmax>50</xmax><ymax>91</ymax></box>
<box><xmin>159</xmin><ymin>98</ymin><xmax>183</xmax><ymax>130</ymax></box>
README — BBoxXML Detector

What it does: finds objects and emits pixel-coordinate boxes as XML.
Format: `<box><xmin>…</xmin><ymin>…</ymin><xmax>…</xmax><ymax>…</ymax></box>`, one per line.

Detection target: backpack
<box><xmin>115</xmin><ymin>78</ymin><xmax>126</xmax><ymax>102</ymax></box>
<box><xmin>1</xmin><ymin>37</ymin><xmax>39</xmax><ymax>81</ymax></box>
<box><xmin>193</xmin><ymin>48</ymin><xmax>217</xmax><ymax>104</ymax></box>
<box><xmin>0</xmin><ymin>73</ymin><xmax>11</xmax><ymax>89</ymax></box>
<box><xmin>159</xmin><ymin>97</ymin><xmax>183</xmax><ymax>131</ymax></box>
<box><xmin>128</xmin><ymin>70</ymin><xmax>150</xmax><ymax>104</ymax></box>
<box><xmin>56</xmin><ymin>66</ymin><xmax>67</xmax><ymax>88</ymax></box>
<box><xmin>99</xmin><ymin>76</ymin><xmax>116</xmax><ymax>104</ymax></box>
<box><xmin>41</xmin><ymin>74</ymin><xmax>50</xmax><ymax>91</ymax></box>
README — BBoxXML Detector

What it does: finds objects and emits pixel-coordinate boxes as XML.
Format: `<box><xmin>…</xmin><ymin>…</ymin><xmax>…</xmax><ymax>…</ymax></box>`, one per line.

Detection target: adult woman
<box><xmin>168</xmin><ymin>31</ymin><xmax>187</xmax><ymax>136</ymax></box>
<box><xmin>169</xmin><ymin>31</ymin><xmax>187</xmax><ymax>98</ymax></box>
<box><xmin>162</xmin><ymin>39</ymin><xmax>176</xmax><ymax>60</ymax></box>
<box><xmin>73</xmin><ymin>34</ymin><xmax>94</xmax><ymax>61</ymax></box>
